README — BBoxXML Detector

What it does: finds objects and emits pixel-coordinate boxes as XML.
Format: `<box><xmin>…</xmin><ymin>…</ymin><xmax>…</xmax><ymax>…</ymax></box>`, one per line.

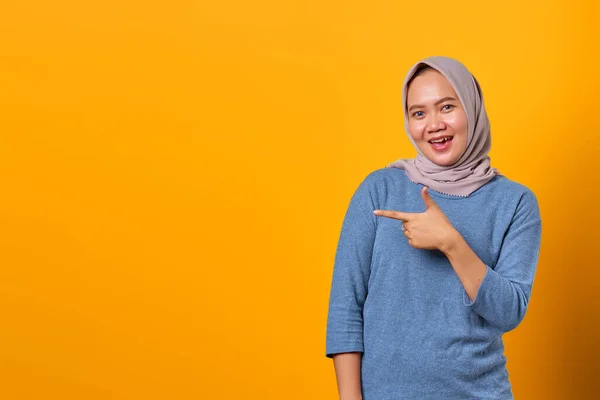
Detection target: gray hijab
<box><xmin>386</xmin><ymin>56</ymin><xmax>501</xmax><ymax>197</ymax></box>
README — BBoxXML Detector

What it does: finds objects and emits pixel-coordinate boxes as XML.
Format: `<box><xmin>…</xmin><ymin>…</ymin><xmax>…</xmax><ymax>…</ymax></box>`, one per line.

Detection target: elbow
<box><xmin>498</xmin><ymin>290</ymin><xmax>530</xmax><ymax>333</ymax></box>
<box><xmin>497</xmin><ymin>312</ymin><xmax>525</xmax><ymax>333</ymax></box>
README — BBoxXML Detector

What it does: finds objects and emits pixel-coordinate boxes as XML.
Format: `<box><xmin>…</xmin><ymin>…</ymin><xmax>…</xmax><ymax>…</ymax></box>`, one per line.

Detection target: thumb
<box><xmin>421</xmin><ymin>186</ymin><xmax>438</xmax><ymax>210</ymax></box>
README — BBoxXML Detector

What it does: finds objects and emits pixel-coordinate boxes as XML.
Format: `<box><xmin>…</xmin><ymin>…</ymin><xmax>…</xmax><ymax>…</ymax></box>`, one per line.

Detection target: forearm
<box><xmin>441</xmin><ymin>230</ymin><xmax>487</xmax><ymax>302</ymax></box>
<box><xmin>332</xmin><ymin>352</ymin><xmax>363</xmax><ymax>400</ymax></box>
<box><xmin>440</xmin><ymin>226</ymin><xmax>539</xmax><ymax>333</ymax></box>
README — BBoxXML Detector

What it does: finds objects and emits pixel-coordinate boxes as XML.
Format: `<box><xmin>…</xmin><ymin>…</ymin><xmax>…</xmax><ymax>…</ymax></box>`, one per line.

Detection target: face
<box><xmin>406</xmin><ymin>69</ymin><xmax>468</xmax><ymax>166</ymax></box>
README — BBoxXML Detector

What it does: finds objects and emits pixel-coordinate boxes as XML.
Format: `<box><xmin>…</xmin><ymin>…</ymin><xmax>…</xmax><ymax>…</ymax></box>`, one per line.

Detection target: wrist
<box><xmin>439</xmin><ymin>227</ymin><xmax>462</xmax><ymax>255</ymax></box>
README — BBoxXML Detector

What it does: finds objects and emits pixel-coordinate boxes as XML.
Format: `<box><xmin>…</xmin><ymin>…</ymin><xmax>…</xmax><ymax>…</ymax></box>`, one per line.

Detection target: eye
<box><xmin>412</xmin><ymin>111</ymin><xmax>424</xmax><ymax>117</ymax></box>
<box><xmin>442</xmin><ymin>104</ymin><xmax>454</xmax><ymax>111</ymax></box>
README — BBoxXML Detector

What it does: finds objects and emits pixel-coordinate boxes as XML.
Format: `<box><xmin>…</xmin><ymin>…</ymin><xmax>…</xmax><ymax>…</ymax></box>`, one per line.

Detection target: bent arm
<box><xmin>443</xmin><ymin>191</ymin><xmax>542</xmax><ymax>333</ymax></box>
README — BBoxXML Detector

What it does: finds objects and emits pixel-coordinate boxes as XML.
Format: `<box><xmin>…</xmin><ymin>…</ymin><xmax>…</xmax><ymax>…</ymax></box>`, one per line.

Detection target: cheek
<box><xmin>408</xmin><ymin>120</ymin><xmax>426</xmax><ymax>140</ymax></box>
<box><xmin>446</xmin><ymin>111</ymin><xmax>468</xmax><ymax>135</ymax></box>
<box><xmin>447</xmin><ymin>114</ymin><xmax>468</xmax><ymax>153</ymax></box>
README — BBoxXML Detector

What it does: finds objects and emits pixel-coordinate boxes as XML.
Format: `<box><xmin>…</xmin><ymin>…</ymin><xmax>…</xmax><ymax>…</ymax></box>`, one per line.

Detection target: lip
<box><xmin>428</xmin><ymin>135</ymin><xmax>454</xmax><ymax>143</ymax></box>
<box><xmin>429</xmin><ymin>136</ymin><xmax>453</xmax><ymax>152</ymax></box>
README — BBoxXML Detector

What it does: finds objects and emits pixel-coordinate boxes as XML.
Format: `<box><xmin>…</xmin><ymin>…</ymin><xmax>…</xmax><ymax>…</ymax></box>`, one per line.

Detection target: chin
<box><xmin>430</xmin><ymin>156</ymin><xmax>459</xmax><ymax>166</ymax></box>
<box><xmin>419</xmin><ymin>149</ymin><xmax>459</xmax><ymax>166</ymax></box>
<box><xmin>418</xmin><ymin>140</ymin><xmax>465</xmax><ymax>166</ymax></box>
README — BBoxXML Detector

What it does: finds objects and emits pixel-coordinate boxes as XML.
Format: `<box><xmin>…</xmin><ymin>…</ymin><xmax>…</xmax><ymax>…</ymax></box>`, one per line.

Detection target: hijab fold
<box><xmin>386</xmin><ymin>56</ymin><xmax>501</xmax><ymax>197</ymax></box>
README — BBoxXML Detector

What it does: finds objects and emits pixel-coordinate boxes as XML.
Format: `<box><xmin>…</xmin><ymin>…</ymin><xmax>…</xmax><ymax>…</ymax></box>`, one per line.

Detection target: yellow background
<box><xmin>0</xmin><ymin>0</ymin><xmax>598</xmax><ymax>399</ymax></box>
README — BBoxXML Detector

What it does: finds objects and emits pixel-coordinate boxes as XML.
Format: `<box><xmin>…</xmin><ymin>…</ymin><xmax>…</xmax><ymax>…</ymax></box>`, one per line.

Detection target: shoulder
<box><xmin>352</xmin><ymin>167</ymin><xmax>410</xmax><ymax>201</ymax></box>
<box><xmin>489</xmin><ymin>175</ymin><xmax>538</xmax><ymax>203</ymax></box>
<box><xmin>347</xmin><ymin>167</ymin><xmax>408</xmax><ymax>210</ymax></box>
<box><xmin>358</xmin><ymin>166</ymin><xmax>411</xmax><ymax>192</ymax></box>
<box><xmin>486</xmin><ymin>175</ymin><xmax>541</xmax><ymax>222</ymax></box>
<box><xmin>351</xmin><ymin>167</ymin><xmax>422</xmax><ymax>213</ymax></box>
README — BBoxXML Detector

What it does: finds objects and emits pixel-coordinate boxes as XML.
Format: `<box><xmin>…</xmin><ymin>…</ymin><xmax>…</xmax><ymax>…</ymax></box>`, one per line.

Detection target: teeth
<box><xmin>431</xmin><ymin>137</ymin><xmax>451</xmax><ymax>143</ymax></box>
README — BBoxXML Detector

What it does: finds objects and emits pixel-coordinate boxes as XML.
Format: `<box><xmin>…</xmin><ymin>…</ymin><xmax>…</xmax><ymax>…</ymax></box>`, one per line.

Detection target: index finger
<box><xmin>373</xmin><ymin>210</ymin><xmax>415</xmax><ymax>221</ymax></box>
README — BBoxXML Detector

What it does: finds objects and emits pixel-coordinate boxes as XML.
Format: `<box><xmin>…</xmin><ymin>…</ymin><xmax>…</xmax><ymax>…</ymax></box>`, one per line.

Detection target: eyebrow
<box><xmin>408</xmin><ymin>96</ymin><xmax>458</xmax><ymax>112</ymax></box>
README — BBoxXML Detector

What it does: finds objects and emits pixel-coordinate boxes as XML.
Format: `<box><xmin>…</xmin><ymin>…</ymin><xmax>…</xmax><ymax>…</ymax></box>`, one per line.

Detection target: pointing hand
<box><xmin>373</xmin><ymin>187</ymin><xmax>459</xmax><ymax>251</ymax></box>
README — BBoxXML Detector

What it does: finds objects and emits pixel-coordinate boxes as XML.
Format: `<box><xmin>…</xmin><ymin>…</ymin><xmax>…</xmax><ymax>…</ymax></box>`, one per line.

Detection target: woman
<box><xmin>325</xmin><ymin>56</ymin><xmax>542</xmax><ymax>400</ymax></box>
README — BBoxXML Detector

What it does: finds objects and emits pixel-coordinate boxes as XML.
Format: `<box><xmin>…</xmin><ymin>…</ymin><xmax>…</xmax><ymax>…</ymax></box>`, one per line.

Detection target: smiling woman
<box><xmin>325</xmin><ymin>56</ymin><xmax>543</xmax><ymax>400</ymax></box>
<box><xmin>386</xmin><ymin>56</ymin><xmax>498</xmax><ymax>198</ymax></box>
<box><xmin>406</xmin><ymin>66</ymin><xmax>468</xmax><ymax>166</ymax></box>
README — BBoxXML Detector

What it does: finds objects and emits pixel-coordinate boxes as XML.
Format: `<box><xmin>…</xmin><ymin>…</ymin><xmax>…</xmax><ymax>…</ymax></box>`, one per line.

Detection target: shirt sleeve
<box><xmin>325</xmin><ymin>174</ymin><xmax>378</xmax><ymax>358</ymax></box>
<box><xmin>463</xmin><ymin>189</ymin><xmax>542</xmax><ymax>333</ymax></box>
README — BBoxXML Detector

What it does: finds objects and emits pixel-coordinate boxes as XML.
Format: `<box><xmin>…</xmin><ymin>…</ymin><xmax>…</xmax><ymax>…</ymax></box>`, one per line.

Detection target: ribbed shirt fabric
<box><xmin>325</xmin><ymin>167</ymin><xmax>542</xmax><ymax>400</ymax></box>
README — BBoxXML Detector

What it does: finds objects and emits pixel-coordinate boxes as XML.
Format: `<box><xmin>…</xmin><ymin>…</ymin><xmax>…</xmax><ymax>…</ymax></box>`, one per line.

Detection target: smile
<box><xmin>429</xmin><ymin>136</ymin><xmax>453</xmax><ymax>152</ymax></box>
<box><xmin>428</xmin><ymin>136</ymin><xmax>453</xmax><ymax>144</ymax></box>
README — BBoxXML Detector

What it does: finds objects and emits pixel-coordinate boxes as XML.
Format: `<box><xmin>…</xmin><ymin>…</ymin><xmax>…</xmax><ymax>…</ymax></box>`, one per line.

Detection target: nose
<box><xmin>426</xmin><ymin>112</ymin><xmax>446</xmax><ymax>133</ymax></box>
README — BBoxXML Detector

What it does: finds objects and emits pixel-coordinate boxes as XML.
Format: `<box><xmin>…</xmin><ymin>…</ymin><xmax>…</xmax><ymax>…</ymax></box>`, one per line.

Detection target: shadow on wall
<box><xmin>550</xmin><ymin>145</ymin><xmax>600</xmax><ymax>399</ymax></box>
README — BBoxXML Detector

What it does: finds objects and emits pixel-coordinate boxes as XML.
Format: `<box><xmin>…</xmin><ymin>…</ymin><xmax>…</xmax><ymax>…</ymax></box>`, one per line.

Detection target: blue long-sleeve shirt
<box><xmin>325</xmin><ymin>167</ymin><xmax>542</xmax><ymax>400</ymax></box>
